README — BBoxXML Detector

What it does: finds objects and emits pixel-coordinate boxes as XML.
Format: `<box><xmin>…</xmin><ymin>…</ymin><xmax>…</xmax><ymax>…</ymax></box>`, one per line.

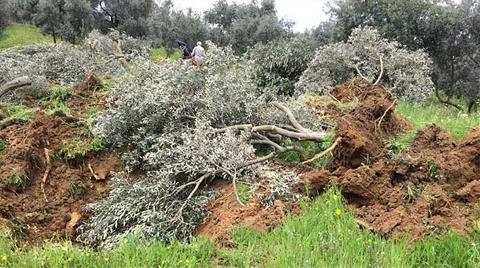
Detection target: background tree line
<box><xmin>0</xmin><ymin>0</ymin><xmax>290</xmax><ymax>51</ymax></box>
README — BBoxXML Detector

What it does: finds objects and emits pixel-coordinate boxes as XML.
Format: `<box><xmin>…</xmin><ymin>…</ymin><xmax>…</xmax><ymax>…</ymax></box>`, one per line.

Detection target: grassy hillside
<box><xmin>0</xmin><ymin>24</ymin><xmax>51</xmax><ymax>50</ymax></box>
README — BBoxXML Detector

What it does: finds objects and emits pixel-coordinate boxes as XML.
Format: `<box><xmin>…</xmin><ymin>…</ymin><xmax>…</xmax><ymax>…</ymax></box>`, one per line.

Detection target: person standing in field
<box><xmin>191</xmin><ymin>41</ymin><xmax>206</xmax><ymax>67</ymax></box>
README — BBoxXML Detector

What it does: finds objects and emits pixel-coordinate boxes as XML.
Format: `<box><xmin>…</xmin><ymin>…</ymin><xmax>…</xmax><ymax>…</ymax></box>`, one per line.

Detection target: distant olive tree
<box><xmin>33</xmin><ymin>0</ymin><xmax>94</xmax><ymax>44</ymax></box>
<box><xmin>60</xmin><ymin>0</ymin><xmax>94</xmax><ymax>43</ymax></box>
<box><xmin>0</xmin><ymin>0</ymin><xmax>8</xmax><ymax>32</ymax></box>
<box><xmin>296</xmin><ymin>26</ymin><xmax>434</xmax><ymax>102</ymax></box>
<box><xmin>148</xmin><ymin>1</ymin><xmax>209</xmax><ymax>50</ymax></box>
<box><xmin>34</xmin><ymin>0</ymin><xmax>64</xmax><ymax>43</ymax></box>
<box><xmin>205</xmin><ymin>0</ymin><xmax>289</xmax><ymax>53</ymax></box>
<box><xmin>248</xmin><ymin>35</ymin><xmax>317</xmax><ymax>97</ymax></box>
<box><xmin>90</xmin><ymin>0</ymin><xmax>155</xmax><ymax>38</ymax></box>
<box><xmin>6</xmin><ymin>0</ymin><xmax>39</xmax><ymax>24</ymax></box>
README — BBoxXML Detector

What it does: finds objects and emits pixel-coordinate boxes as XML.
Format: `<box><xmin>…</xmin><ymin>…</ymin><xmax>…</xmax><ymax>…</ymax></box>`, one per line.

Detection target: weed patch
<box><xmin>0</xmin><ymin>104</ymin><xmax>37</xmax><ymax>125</ymax></box>
<box><xmin>68</xmin><ymin>181</ymin><xmax>88</xmax><ymax>199</ymax></box>
<box><xmin>0</xmin><ymin>188</ymin><xmax>479</xmax><ymax>267</ymax></box>
<box><xmin>52</xmin><ymin>137</ymin><xmax>103</xmax><ymax>161</ymax></box>
<box><xmin>41</xmin><ymin>86</ymin><xmax>74</xmax><ymax>116</ymax></box>
<box><xmin>4</xmin><ymin>171</ymin><xmax>30</xmax><ymax>192</ymax></box>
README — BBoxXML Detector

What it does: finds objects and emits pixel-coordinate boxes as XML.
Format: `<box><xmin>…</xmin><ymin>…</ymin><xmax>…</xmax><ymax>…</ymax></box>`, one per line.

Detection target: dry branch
<box><xmin>88</xmin><ymin>163</ymin><xmax>101</xmax><ymax>181</ymax></box>
<box><xmin>374</xmin><ymin>56</ymin><xmax>384</xmax><ymax>85</ymax></box>
<box><xmin>0</xmin><ymin>76</ymin><xmax>32</xmax><ymax>98</ymax></box>
<box><xmin>273</xmin><ymin>103</ymin><xmax>309</xmax><ymax>133</ymax></box>
<box><xmin>302</xmin><ymin>137</ymin><xmax>342</xmax><ymax>165</ymax></box>
<box><xmin>214</xmin><ymin>103</ymin><xmax>326</xmax><ymax>141</ymax></box>
<box><xmin>355</xmin><ymin>65</ymin><xmax>369</xmax><ymax>82</ymax></box>
<box><xmin>41</xmin><ymin>148</ymin><xmax>51</xmax><ymax>202</ymax></box>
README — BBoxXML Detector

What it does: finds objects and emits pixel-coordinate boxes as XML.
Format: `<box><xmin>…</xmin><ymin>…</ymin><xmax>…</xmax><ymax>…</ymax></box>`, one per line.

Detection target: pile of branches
<box><xmin>78</xmin><ymin>42</ymin><xmax>328</xmax><ymax>248</ymax></box>
<box><xmin>0</xmin><ymin>30</ymin><xmax>148</xmax><ymax>100</ymax></box>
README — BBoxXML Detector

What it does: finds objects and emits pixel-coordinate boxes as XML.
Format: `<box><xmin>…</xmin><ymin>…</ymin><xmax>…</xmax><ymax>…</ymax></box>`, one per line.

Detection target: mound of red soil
<box><xmin>329</xmin><ymin>83</ymin><xmax>410</xmax><ymax>169</ymax></box>
<box><xmin>195</xmin><ymin>181</ymin><xmax>298</xmax><ymax>246</ymax></box>
<box><xmin>0</xmin><ymin>75</ymin><xmax>121</xmax><ymax>246</ymax></box>
<box><xmin>303</xmin><ymin>82</ymin><xmax>480</xmax><ymax>239</ymax></box>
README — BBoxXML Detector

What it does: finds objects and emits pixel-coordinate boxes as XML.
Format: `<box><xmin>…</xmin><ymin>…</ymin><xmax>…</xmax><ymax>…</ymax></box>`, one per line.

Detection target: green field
<box><xmin>1</xmin><ymin>188</ymin><xmax>479</xmax><ymax>267</ymax></box>
<box><xmin>1</xmin><ymin>101</ymin><xmax>479</xmax><ymax>267</ymax></box>
<box><xmin>0</xmin><ymin>24</ymin><xmax>51</xmax><ymax>50</ymax></box>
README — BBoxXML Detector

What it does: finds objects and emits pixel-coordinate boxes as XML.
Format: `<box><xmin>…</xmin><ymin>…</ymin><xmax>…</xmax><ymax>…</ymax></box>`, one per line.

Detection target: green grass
<box><xmin>0</xmin><ymin>187</ymin><xmax>479</xmax><ymax>267</ymax></box>
<box><xmin>41</xmin><ymin>85</ymin><xmax>74</xmax><ymax>116</ymax></box>
<box><xmin>237</xmin><ymin>182</ymin><xmax>253</xmax><ymax>204</ymax></box>
<box><xmin>0</xmin><ymin>104</ymin><xmax>37</xmax><ymax>125</ymax></box>
<box><xmin>388</xmin><ymin>100</ymin><xmax>480</xmax><ymax>156</ymax></box>
<box><xmin>149</xmin><ymin>47</ymin><xmax>181</xmax><ymax>62</ymax></box>
<box><xmin>51</xmin><ymin>137</ymin><xmax>103</xmax><ymax>161</ymax></box>
<box><xmin>149</xmin><ymin>47</ymin><xmax>168</xmax><ymax>61</ymax></box>
<box><xmin>0</xmin><ymin>24</ymin><xmax>51</xmax><ymax>50</ymax></box>
<box><xmin>397</xmin><ymin>100</ymin><xmax>480</xmax><ymax>140</ymax></box>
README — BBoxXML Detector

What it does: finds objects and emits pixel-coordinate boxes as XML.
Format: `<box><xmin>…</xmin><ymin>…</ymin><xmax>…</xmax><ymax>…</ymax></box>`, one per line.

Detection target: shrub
<box><xmin>296</xmin><ymin>26</ymin><xmax>434</xmax><ymax>102</ymax></box>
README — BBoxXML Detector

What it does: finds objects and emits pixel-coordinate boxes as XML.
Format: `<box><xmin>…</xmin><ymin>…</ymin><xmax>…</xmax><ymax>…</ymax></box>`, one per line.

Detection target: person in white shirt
<box><xmin>191</xmin><ymin>41</ymin><xmax>206</xmax><ymax>67</ymax></box>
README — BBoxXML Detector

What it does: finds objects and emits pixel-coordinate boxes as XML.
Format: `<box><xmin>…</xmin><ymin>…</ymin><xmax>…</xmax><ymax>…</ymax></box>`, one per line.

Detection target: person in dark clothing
<box><xmin>176</xmin><ymin>40</ymin><xmax>192</xmax><ymax>63</ymax></box>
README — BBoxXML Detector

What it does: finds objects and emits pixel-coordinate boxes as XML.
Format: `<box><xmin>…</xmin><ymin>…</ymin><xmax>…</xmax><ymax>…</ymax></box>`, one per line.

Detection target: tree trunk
<box><xmin>52</xmin><ymin>26</ymin><xmax>57</xmax><ymax>44</ymax></box>
<box><xmin>468</xmin><ymin>100</ymin><xmax>478</xmax><ymax>114</ymax></box>
<box><xmin>435</xmin><ymin>88</ymin><xmax>464</xmax><ymax>112</ymax></box>
<box><xmin>0</xmin><ymin>77</ymin><xmax>32</xmax><ymax>98</ymax></box>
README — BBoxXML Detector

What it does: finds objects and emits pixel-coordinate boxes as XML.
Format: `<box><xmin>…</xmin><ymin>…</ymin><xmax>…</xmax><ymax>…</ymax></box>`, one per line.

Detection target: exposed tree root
<box><xmin>375</xmin><ymin>99</ymin><xmax>397</xmax><ymax>133</ymax></box>
<box><xmin>41</xmin><ymin>148</ymin><xmax>51</xmax><ymax>202</ymax></box>
<box><xmin>302</xmin><ymin>137</ymin><xmax>342</xmax><ymax>165</ymax></box>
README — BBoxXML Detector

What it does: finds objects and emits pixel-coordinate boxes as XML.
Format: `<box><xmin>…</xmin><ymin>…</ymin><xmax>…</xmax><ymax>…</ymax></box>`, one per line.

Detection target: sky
<box><xmin>161</xmin><ymin>0</ymin><xmax>330</xmax><ymax>32</ymax></box>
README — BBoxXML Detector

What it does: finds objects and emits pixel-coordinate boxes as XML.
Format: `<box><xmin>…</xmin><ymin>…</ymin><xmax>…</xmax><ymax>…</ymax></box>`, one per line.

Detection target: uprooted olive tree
<box><xmin>0</xmin><ymin>30</ymin><xmax>148</xmax><ymax>100</ymax></box>
<box><xmin>295</xmin><ymin>26</ymin><xmax>435</xmax><ymax>102</ymax></box>
<box><xmin>77</xmin><ymin>42</ymin><xmax>328</xmax><ymax>248</ymax></box>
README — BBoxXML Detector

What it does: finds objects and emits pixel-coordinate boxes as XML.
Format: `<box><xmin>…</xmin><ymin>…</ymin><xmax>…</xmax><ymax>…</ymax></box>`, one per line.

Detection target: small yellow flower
<box><xmin>332</xmin><ymin>195</ymin><xmax>338</xmax><ymax>201</ymax></box>
<box><xmin>335</xmin><ymin>208</ymin><xmax>342</xmax><ymax>216</ymax></box>
<box><xmin>85</xmin><ymin>252</ymin><xmax>91</xmax><ymax>257</ymax></box>
<box><xmin>2</xmin><ymin>255</ymin><xmax>8</xmax><ymax>262</ymax></box>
